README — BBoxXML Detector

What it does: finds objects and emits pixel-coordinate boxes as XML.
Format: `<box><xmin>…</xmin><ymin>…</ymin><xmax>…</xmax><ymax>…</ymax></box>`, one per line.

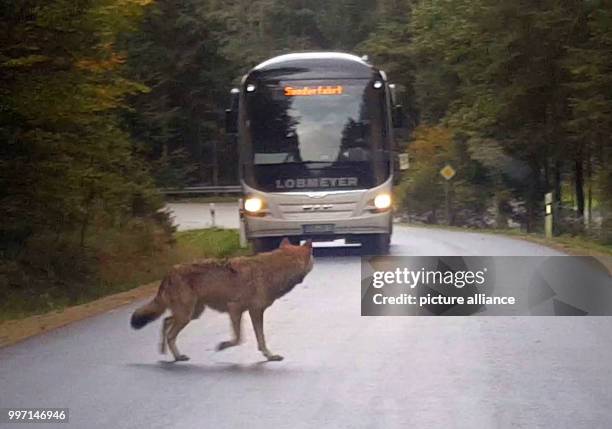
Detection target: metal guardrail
<box><xmin>161</xmin><ymin>185</ymin><xmax>242</xmax><ymax>195</ymax></box>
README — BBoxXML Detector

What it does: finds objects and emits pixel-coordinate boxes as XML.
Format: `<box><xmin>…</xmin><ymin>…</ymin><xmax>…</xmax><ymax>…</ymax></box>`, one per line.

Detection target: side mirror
<box><xmin>225</xmin><ymin>109</ymin><xmax>237</xmax><ymax>134</ymax></box>
<box><xmin>225</xmin><ymin>88</ymin><xmax>240</xmax><ymax>134</ymax></box>
<box><xmin>392</xmin><ymin>104</ymin><xmax>404</xmax><ymax>128</ymax></box>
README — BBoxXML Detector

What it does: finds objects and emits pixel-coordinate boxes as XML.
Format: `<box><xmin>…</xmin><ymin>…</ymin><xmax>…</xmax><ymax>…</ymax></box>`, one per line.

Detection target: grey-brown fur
<box><xmin>131</xmin><ymin>238</ymin><xmax>314</xmax><ymax>362</ymax></box>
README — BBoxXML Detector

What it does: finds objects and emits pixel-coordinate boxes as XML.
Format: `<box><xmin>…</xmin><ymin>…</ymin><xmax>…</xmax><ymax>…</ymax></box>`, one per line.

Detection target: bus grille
<box><xmin>278</xmin><ymin>202</ymin><xmax>357</xmax><ymax>220</ymax></box>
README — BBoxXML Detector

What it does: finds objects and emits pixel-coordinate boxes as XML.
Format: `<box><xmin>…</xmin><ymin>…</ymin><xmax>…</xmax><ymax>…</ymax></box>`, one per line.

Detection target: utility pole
<box><xmin>545</xmin><ymin>192</ymin><xmax>553</xmax><ymax>239</ymax></box>
<box><xmin>440</xmin><ymin>164</ymin><xmax>456</xmax><ymax>225</ymax></box>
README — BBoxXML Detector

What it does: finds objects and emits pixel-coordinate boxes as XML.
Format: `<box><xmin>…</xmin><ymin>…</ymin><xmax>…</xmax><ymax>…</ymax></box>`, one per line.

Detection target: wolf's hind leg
<box><xmin>160</xmin><ymin>316</ymin><xmax>173</xmax><ymax>354</ymax></box>
<box><xmin>249</xmin><ymin>308</ymin><xmax>283</xmax><ymax>361</ymax></box>
<box><xmin>166</xmin><ymin>314</ymin><xmax>191</xmax><ymax>362</ymax></box>
<box><xmin>217</xmin><ymin>304</ymin><xmax>243</xmax><ymax>351</ymax></box>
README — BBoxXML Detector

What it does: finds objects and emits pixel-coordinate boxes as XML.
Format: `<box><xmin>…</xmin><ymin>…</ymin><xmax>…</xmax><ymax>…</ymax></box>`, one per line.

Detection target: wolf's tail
<box><xmin>130</xmin><ymin>279</ymin><xmax>168</xmax><ymax>329</ymax></box>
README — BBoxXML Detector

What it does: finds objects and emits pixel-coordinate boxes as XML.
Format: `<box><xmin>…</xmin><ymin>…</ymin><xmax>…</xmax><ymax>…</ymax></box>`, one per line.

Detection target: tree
<box><xmin>359</xmin><ymin>0</ymin><xmax>418</xmax><ymax>130</ymax></box>
<box><xmin>565</xmin><ymin>1</ymin><xmax>612</xmax><ymax>238</ymax></box>
<box><xmin>0</xmin><ymin>0</ymin><xmax>167</xmax><ymax>300</ymax></box>
<box><xmin>124</xmin><ymin>0</ymin><xmax>237</xmax><ymax>186</ymax></box>
<box><xmin>397</xmin><ymin>125</ymin><xmax>492</xmax><ymax>225</ymax></box>
<box><xmin>409</xmin><ymin>0</ymin><xmax>592</xmax><ymax>231</ymax></box>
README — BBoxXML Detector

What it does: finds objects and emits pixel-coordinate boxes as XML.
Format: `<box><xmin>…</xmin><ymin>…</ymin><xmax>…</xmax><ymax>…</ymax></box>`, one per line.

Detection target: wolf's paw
<box><xmin>174</xmin><ymin>354</ymin><xmax>190</xmax><ymax>362</ymax></box>
<box><xmin>217</xmin><ymin>340</ymin><xmax>236</xmax><ymax>351</ymax></box>
<box><xmin>266</xmin><ymin>354</ymin><xmax>284</xmax><ymax>362</ymax></box>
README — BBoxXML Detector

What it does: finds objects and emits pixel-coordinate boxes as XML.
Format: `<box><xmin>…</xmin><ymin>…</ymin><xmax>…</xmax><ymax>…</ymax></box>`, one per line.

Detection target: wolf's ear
<box><xmin>280</xmin><ymin>237</ymin><xmax>291</xmax><ymax>248</ymax></box>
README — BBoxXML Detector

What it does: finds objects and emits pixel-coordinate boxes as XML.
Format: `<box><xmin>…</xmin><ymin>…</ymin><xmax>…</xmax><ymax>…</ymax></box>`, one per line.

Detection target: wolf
<box><xmin>130</xmin><ymin>238</ymin><xmax>314</xmax><ymax>362</ymax></box>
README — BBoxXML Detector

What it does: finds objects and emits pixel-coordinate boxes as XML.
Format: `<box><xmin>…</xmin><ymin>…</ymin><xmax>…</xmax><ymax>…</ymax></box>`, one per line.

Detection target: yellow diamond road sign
<box><xmin>440</xmin><ymin>164</ymin><xmax>456</xmax><ymax>181</ymax></box>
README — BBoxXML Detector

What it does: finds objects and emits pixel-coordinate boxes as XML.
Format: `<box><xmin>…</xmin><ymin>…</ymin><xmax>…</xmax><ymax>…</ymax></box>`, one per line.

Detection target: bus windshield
<box><xmin>244</xmin><ymin>79</ymin><xmax>391</xmax><ymax>191</ymax></box>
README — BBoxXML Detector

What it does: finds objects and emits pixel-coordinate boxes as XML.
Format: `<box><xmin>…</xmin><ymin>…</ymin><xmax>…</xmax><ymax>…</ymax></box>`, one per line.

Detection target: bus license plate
<box><xmin>303</xmin><ymin>224</ymin><xmax>335</xmax><ymax>234</ymax></box>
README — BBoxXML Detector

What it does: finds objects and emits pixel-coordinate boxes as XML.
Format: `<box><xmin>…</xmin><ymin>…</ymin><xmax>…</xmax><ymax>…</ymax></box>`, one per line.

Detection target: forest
<box><xmin>1</xmin><ymin>0</ymin><xmax>611</xmax><ymax>310</ymax></box>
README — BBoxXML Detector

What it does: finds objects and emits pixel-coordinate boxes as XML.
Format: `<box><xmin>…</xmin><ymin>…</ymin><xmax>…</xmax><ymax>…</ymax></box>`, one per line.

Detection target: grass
<box><xmin>175</xmin><ymin>228</ymin><xmax>251</xmax><ymax>259</ymax></box>
<box><xmin>403</xmin><ymin>222</ymin><xmax>612</xmax><ymax>257</ymax></box>
<box><xmin>0</xmin><ymin>228</ymin><xmax>250</xmax><ymax>322</ymax></box>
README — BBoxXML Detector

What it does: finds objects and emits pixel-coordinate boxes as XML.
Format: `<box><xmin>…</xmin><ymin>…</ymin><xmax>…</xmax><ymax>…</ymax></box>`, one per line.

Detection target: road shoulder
<box><xmin>401</xmin><ymin>222</ymin><xmax>611</xmax><ymax>258</ymax></box>
<box><xmin>0</xmin><ymin>281</ymin><xmax>158</xmax><ymax>349</ymax></box>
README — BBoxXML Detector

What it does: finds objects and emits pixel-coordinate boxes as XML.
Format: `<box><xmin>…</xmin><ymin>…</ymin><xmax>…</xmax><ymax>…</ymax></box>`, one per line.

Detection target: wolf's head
<box><xmin>279</xmin><ymin>237</ymin><xmax>314</xmax><ymax>274</ymax></box>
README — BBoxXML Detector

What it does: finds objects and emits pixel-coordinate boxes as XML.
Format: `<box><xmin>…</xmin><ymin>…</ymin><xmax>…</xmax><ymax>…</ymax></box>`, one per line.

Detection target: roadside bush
<box><xmin>0</xmin><ymin>211</ymin><xmax>175</xmax><ymax>321</ymax></box>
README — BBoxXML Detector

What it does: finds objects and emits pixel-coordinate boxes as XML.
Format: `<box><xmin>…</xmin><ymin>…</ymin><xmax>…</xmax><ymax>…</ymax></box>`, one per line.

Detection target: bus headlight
<box><xmin>244</xmin><ymin>197</ymin><xmax>264</xmax><ymax>213</ymax></box>
<box><xmin>374</xmin><ymin>193</ymin><xmax>392</xmax><ymax>210</ymax></box>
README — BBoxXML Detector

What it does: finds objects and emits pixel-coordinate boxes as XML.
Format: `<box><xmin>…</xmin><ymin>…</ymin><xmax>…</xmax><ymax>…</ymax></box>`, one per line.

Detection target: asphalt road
<box><xmin>2</xmin><ymin>203</ymin><xmax>611</xmax><ymax>428</ymax></box>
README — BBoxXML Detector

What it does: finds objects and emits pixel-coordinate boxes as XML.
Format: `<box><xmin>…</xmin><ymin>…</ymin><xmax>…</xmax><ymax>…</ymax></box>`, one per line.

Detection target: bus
<box><xmin>225</xmin><ymin>52</ymin><xmax>404</xmax><ymax>254</ymax></box>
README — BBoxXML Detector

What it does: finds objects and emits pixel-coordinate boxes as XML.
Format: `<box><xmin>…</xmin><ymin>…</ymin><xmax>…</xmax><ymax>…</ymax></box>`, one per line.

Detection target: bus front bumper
<box><xmin>244</xmin><ymin>211</ymin><xmax>392</xmax><ymax>240</ymax></box>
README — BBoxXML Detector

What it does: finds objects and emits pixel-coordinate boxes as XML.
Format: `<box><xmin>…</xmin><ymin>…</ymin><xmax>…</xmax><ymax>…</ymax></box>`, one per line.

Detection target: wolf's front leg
<box><xmin>167</xmin><ymin>314</ymin><xmax>191</xmax><ymax>362</ymax></box>
<box><xmin>249</xmin><ymin>308</ymin><xmax>283</xmax><ymax>361</ymax></box>
<box><xmin>217</xmin><ymin>304</ymin><xmax>243</xmax><ymax>351</ymax></box>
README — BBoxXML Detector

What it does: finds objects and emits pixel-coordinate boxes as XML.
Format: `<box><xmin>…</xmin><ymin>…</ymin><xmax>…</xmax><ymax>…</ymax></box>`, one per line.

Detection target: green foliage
<box><xmin>0</xmin><ymin>0</ymin><xmax>173</xmax><ymax>306</ymax></box>
<box><xmin>564</xmin><ymin>3</ymin><xmax>612</xmax><ymax>242</ymax></box>
<box><xmin>358</xmin><ymin>0</ymin><xmax>417</xmax><ymax>129</ymax></box>
<box><xmin>207</xmin><ymin>0</ymin><xmax>377</xmax><ymax>67</ymax></box>
<box><xmin>401</xmin><ymin>0</ymin><xmax>610</xmax><ymax>235</ymax></box>
<box><xmin>1</xmin><ymin>0</ymin><xmax>162</xmax><ymax>244</ymax></box>
<box><xmin>397</xmin><ymin>125</ymin><xmax>492</xmax><ymax>225</ymax></box>
<box><xmin>0</xmin><ymin>227</ymin><xmax>247</xmax><ymax>321</ymax></box>
<box><xmin>123</xmin><ymin>0</ymin><xmax>236</xmax><ymax>186</ymax></box>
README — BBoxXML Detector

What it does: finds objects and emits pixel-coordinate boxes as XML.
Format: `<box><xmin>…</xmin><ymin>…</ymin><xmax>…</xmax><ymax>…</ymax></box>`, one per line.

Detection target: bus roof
<box><xmin>254</xmin><ymin>52</ymin><xmax>369</xmax><ymax>70</ymax></box>
<box><xmin>247</xmin><ymin>52</ymin><xmax>379</xmax><ymax>81</ymax></box>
